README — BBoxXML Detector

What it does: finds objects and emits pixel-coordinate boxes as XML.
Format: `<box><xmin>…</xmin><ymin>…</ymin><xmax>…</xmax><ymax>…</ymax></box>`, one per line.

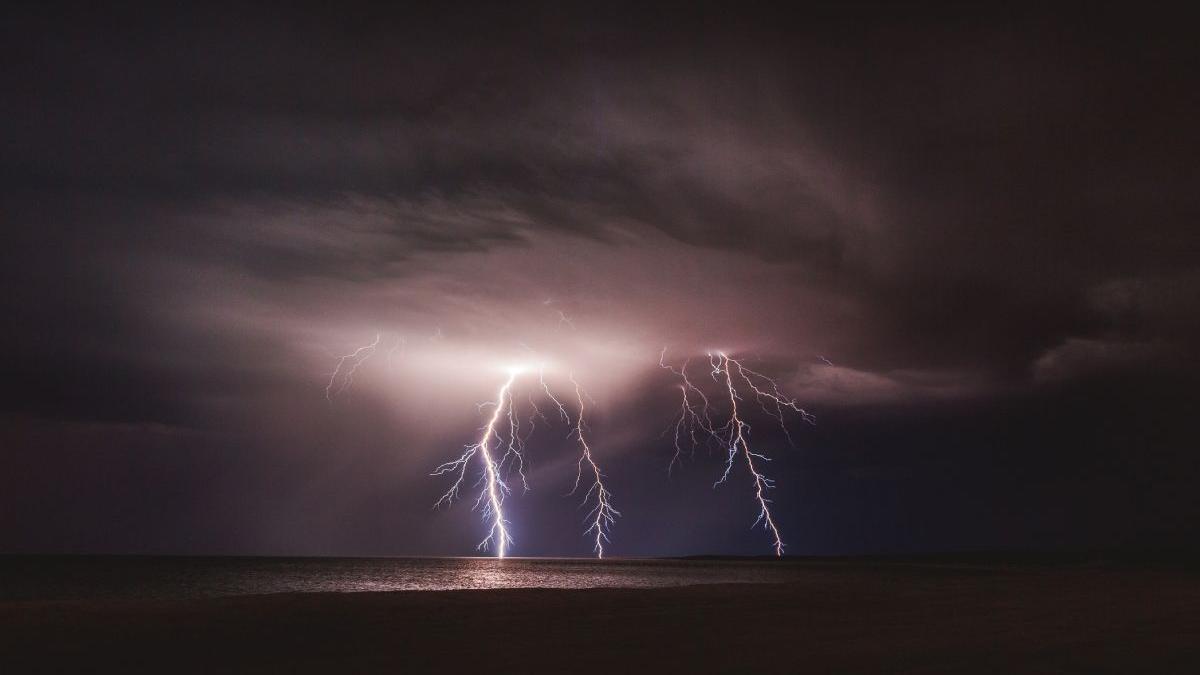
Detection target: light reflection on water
<box><xmin>1</xmin><ymin>556</ymin><xmax>800</xmax><ymax>602</ymax></box>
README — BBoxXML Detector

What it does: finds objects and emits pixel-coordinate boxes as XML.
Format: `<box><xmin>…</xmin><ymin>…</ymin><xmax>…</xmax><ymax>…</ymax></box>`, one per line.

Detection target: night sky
<box><xmin>2</xmin><ymin>4</ymin><xmax>1197</xmax><ymax>557</ymax></box>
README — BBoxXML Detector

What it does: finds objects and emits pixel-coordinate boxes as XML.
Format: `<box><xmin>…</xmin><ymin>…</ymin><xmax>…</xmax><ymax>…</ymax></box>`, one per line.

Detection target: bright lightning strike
<box><xmin>432</xmin><ymin>370</ymin><xmax>518</xmax><ymax>557</ymax></box>
<box><xmin>567</xmin><ymin>373</ymin><xmax>620</xmax><ymax>558</ymax></box>
<box><xmin>711</xmin><ymin>352</ymin><xmax>784</xmax><ymax>556</ymax></box>
<box><xmin>659</xmin><ymin>348</ymin><xmax>716</xmax><ymax>475</ymax></box>
<box><xmin>722</xmin><ymin>353</ymin><xmax>816</xmax><ymax>448</ymax></box>
<box><xmin>433</xmin><ymin>364</ymin><xmax>617</xmax><ymax>559</ymax></box>
<box><xmin>661</xmin><ymin>349</ymin><xmax>812</xmax><ymax>557</ymax></box>
<box><xmin>539</xmin><ymin>364</ymin><xmax>571</xmax><ymax>425</ymax></box>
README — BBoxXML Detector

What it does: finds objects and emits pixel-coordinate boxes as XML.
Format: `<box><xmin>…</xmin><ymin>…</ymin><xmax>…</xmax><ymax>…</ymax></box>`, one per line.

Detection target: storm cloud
<box><xmin>2</xmin><ymin>3</ymin><xmax>1197</xmax><ymax>556</ymax></box>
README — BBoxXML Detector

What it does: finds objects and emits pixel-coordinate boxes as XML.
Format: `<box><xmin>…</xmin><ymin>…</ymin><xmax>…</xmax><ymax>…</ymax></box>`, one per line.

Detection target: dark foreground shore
<box><xmin>2</xmin><ymin>564</ymin><xmax>1197</xmax><ymax>674</ymax></box>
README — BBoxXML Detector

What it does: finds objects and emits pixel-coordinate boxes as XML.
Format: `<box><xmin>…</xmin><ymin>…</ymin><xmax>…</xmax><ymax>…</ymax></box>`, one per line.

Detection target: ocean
<box><xmin>0</xmin><ymin>556</ymin><xmax>800</xmax><ymax>602</ymax></box>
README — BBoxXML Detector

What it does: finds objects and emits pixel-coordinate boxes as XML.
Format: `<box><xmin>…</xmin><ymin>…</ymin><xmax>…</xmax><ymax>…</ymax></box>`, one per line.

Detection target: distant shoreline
<box><xmin>4</xmin><ymin>548</ymin><xmax>1198</xmax><ymax>564</ymax></box>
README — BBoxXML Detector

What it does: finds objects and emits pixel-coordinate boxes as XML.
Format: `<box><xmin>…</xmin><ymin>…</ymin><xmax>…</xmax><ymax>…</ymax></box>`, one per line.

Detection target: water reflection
<box><xmin>1</xmin><ymin>556</ymin><xmax>798</xmax><ymax>602</ymax></box>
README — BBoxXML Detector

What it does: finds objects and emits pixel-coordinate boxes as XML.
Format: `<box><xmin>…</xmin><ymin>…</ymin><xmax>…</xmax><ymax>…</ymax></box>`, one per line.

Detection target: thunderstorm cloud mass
<box><xmin>2</xmin><ymin>4</ymin><xmax>1198</xmax><ymax>557</ymax></box>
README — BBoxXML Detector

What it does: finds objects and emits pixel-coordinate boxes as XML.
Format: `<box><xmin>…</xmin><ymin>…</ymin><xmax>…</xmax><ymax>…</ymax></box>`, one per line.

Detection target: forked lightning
<box><xmin>661</xmin><ymin>349</ymin><xmax>812</xmax><ymax>556</ymax></box>
<box><xmin>432</xmin><ymin>365</ymin><xmax>617</xmax><ymax>558</ymax></box>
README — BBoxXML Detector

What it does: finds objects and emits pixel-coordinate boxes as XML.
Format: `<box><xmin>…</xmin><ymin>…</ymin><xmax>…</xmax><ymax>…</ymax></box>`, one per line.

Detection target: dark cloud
<box><xmin>2</xmin><ymin>3</ymin><xmax>1198</xmax><ymax>555</ymax></box>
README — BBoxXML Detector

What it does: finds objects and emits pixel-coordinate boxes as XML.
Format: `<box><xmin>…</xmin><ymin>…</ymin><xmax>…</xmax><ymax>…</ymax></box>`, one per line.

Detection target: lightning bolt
<box><xmin>325</xmin><ymin>333</ymin><xmax>382</xmax><ymax>401</ymax></box>
<box><xmin>498</xmin><ymin>379</ymin><xmax>532</xmax><ymax>494</ymax></box>
<box><xmin>659</xmin><ymin>348</ymin><xmax>717</xmax><ymax>475</ymax></box>
<box><xmin>539</xmin><ymin>364</ymin><xmax>571</xmax><ymax>424</ymax></box>
<box><xmin>725</xmin><ymin>355</ymin><xmax>815</xmax><ymax>448</ymax></box>
<box><xmin>433</xmin><ymin>365</ymin><xmax>618</xmax><ymax>559</ymax></box>
<box><xmin>322</xmin><ymin>326</ymin><xmax>619</xmax><ymax>558</ymax></box>
<box><xmin>661</xmin><ymin>349</ymin><xmax>811</xmax><ymax>557</ymax></box>
<box><xmin>567</xmin><ymin>373</ymin><xmax>620</xmax><ymax>558</ymax></box>
<box><xmin>432</xmin><ymin>370</ymin><xmax>517</xmax><ymax>557</ymax></box>
<box><xmin>711</xmin><ymin>352</ymin><xmax>784</xmax><ymax>557</ymax></box>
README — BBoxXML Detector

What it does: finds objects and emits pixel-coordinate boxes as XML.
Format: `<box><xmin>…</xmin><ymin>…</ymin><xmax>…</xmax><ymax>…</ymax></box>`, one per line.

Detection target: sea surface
<box><xmin>0</xmin><ymin>556</ymin><xmax>801</xmax><ymax>602</ymax></box>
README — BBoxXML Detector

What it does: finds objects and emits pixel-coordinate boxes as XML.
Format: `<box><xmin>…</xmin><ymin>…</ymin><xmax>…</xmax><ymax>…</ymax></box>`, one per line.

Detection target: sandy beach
<box><xmin>2</xmin><ymin>564</ymin><xmax>1197</xmax><ymax>674</ymax></box>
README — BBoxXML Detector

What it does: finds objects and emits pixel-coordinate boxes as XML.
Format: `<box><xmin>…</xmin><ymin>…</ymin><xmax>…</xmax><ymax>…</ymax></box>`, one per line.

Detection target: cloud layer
<box><xmin>2</xmin><ymin>4</ymin><xmax>1198</xmax><ymax>555</ymax></box>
